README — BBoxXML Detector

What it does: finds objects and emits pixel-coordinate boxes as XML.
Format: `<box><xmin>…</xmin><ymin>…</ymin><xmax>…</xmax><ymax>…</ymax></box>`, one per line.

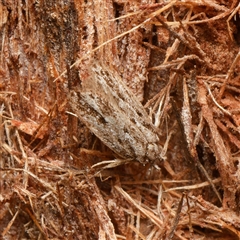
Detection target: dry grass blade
<box><xmin>198</xmin><ymin>79</ymin><xmax>237</xmax><ymax>209</ymax></box>
<box><xmin>165</xmin><ymin>178</ymin><xmax>221</xmax><ymax>192</ymax></box>
<box><xmin>219</xmin><ymin>49</ymin><xmax>240</xmax><ymax>99</ymax></box>
<box><xmin>172</xmin><ymin>79</ymin><xmax>222</xmax><ymax>204</ymax></box>
<box><xmin>2</xmin><ymin>143</ymin><xmax>22</xmax><ymax>164</ymax></box>
<box><xmin>2</xmin><ymin>210</ymin><xmax>19</xmax><ymax>237</ymax></box>
<box><xmin>203</xmin><ymin>81</ymin><xmax>231</xmax><ymax>116</ymax></box>
<box><xmin>12</xmin><ymin>168</ymin><xmax>56</xmax><ymax>193</ymax></box>
<box><xmin>148</xmin><ymin>55</ymin><xmax>203</xmax><ymax>71</ymax></box>
<box><xmin>92</xmin><ymin>159</ymin><xmax>133</xmax><ymax>169</ymax></box>
<box><xmin>166</xmin><ymin>193</ymin><xmax>184</xmax><ymax>240</ymax></box>
<box><xmin>87</xmin><ymin>178</ymin><xmax>117</xmax><ymax>240</ymax></box>
<box><xmin>215</xmin><ymin>119</ymin><xmax>240</xmax><ymax>149</ymax></box>
<box><xmin>114</xmin><ymin>185</ymin><xmax>163</xmax><ymax>228</ymax></box>
<box><xmin>128</xmin><ymin>225</ymin><xmax>146</xmax><ymax>240</ymax></box>
<box><xmin>227</xmin><ymin>2</ymin><xmax>240</xmax><ymax>40</ymax></box>
<box><xmin>114</xmin><ymin>185</ymin><xmax>187</xmax><ymax>240</ymax></box>
<box><xmin>24</xmin><ymin>208</ymin><xmax>45</xmax><ymax>236</ymax></box>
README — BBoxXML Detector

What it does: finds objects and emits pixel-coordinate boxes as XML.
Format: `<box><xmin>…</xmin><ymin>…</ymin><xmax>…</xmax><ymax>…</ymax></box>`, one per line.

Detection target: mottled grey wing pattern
<box><xmin>68</xmin><ymin>63</ymin><xmax>162</xmax><ymax>163</ymax></box>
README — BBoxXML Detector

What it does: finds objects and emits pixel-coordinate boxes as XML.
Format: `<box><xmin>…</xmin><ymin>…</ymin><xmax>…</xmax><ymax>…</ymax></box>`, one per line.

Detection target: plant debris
<box><xmin>1</xmin><ymin>0</ymin><xmax>240</xmax><ymax>239</ymax></box>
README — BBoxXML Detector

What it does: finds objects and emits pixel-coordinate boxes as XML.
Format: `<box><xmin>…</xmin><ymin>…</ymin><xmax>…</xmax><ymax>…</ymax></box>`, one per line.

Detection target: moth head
<box><xmin>146</xmin><ymin>143</ymin><xmax>163</xmax><ymax>162</ymax></box>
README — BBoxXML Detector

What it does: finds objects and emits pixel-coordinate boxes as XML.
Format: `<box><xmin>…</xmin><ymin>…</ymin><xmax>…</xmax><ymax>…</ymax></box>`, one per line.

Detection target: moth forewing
<box><xmin>68</xmin><ymin>63</ymin><xmax>162</xmax><ymax>163</ymax></box>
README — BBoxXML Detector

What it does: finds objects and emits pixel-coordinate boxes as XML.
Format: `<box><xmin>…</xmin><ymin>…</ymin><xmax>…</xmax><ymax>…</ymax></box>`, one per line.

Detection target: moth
<box><xmin>68</xmin><ymin>62</ymin><xmax>162</xmax><ymax>163</ymax></box>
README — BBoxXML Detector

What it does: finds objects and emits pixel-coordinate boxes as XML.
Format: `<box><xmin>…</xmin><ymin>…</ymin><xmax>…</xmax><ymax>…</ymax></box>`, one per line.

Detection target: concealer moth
<box><xmin>68</xmin><ymin>62</ymin><xmax>162</xmax><ymax>163</ymax></box>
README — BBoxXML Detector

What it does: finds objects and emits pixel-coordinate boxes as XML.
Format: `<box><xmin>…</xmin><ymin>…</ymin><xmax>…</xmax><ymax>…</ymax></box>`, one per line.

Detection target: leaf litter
<box><xmin>1</xmin><ymin>0</ymin><xmax>240</xmax><ymax>239</ymax></box>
